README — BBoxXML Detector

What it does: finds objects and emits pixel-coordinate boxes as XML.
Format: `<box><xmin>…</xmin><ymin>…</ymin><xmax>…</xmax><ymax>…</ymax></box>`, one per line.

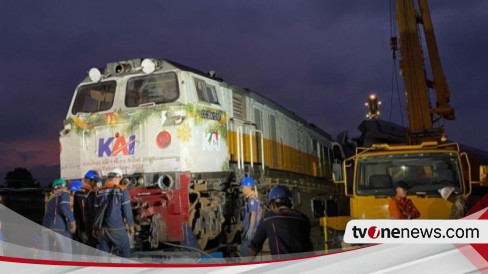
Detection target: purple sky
<box><xmin>1</xmin><ymin>0</ymin><xmax>487</xmax><ymax>185</ymax></box>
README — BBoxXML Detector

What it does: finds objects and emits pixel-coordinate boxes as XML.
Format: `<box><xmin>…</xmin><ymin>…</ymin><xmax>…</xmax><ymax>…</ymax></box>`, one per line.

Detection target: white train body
<box><xmin>61</xmin><ymin>58</ymin><xmax>337</xmax><ymax>182</ymax></box>
<box><xmin>59</xmin><ymin>58</ymin><xmax>343</xmax><ymax>253</ymax></box>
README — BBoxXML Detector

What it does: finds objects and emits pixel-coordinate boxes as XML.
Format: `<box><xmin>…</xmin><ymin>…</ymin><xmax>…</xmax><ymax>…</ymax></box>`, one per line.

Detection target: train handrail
<box><xmin>236</xmin><ymin>126</ymin><xmax>244</xmax><ymax>170</ymax></box>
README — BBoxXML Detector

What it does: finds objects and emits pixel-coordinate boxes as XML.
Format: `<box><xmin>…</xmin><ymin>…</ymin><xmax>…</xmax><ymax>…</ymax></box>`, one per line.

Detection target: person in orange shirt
<box><xmin>389</xmin><ymin>181</ymin><xmax>420</xmax><ymax>219</ymax></box>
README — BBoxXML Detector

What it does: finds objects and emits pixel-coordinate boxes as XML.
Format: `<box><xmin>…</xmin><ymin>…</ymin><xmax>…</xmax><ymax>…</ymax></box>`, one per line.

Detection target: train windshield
<box><xmin>72</xmin><ymin>81</ymin><xmax>116</xmax><ymax>114</ymax></box>
<box><xmin>356</xmin><ymin>152</ymin><xmax>462</xmax><ymax>196</ymax></box>
<box><xmin>125</xmin><ymin>72</ymin><xmax>179</xmax><ymax>107</ymax></box>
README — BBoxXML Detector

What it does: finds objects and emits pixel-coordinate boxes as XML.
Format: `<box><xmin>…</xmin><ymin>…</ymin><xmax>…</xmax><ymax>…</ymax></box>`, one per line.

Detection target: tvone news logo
<box><xmin>351</xmin><ymin>225</ymin><xmax>445</xmax><ymax>239</ymax></box>
<box><xmin>353</xmin><ymin>226</ymin><xmax>381</xmax><ymax>239</ymax></box>
<box><xmin>345</xmin><ymin>220</ymin><xmax>486</xmax><ymax>244</ymax></box>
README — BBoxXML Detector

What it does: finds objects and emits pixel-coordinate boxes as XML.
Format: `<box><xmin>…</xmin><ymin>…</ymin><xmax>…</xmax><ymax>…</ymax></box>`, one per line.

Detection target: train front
<box><xmin>60</xmin><ymin>58</ymin><xmax>235</xmax><ymax>255</ymax></box>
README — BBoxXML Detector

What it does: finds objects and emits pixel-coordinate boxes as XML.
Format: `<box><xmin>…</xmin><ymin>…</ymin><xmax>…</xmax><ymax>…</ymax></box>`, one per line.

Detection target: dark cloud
<box><xmin>0</xmin><ymin>0</ymin><xmax>487</xmax><ymax>181</ymax></box>
<box><xmin>17</xmin><ymin>150</ymin><xmax>42</xmax><ymax>162</ymax></box>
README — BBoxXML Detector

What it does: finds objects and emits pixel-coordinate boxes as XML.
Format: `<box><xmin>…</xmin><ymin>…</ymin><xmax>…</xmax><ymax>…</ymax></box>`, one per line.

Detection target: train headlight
<box><xmin>137</xmin><ymin>176</ymin><xmax>145</xmax><ymax>186</ymax></box>
<box><xmin>115</xmin><ymin>63</ymin><xmax>132</xmax><ymax>74</ymax></box>
<box><xmin>88</xmin><ymin>68</ymin><xmax>102</xmax><ymax>82</ymax></box>
<box><xmin>141</xmin><ymin>58</ymin><xmax>156</xmax><ymax>74</ymax></box>
<box><xmin>121</xmin><ymin>178</ymin><xmax>130</xmax><ymax>186</ymax></box>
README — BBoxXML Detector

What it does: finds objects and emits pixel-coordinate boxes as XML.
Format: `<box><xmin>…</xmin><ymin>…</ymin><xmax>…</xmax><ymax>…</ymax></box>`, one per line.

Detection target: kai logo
<box><xmin>98</xmin><ymin>135</ymin><xmax>136</xmax><ymax>157</ymax></box>
<box><xmin>203</xmin><ymin>131</ymin><xmax>220</xmax><ymax>151</ymax></box>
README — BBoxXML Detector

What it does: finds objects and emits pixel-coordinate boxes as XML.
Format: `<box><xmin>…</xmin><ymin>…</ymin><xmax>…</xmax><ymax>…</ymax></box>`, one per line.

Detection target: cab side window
<box><xmin>194</xmin><ymin>78</ymin><xmax>219</xmax><ymax>104</ymax></box>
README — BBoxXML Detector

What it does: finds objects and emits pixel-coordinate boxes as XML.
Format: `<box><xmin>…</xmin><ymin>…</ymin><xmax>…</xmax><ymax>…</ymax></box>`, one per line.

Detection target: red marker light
<box><xmin>156</xmin><ymin>131</ymin><xmax>171</xmax><ymax>148</ymax></box>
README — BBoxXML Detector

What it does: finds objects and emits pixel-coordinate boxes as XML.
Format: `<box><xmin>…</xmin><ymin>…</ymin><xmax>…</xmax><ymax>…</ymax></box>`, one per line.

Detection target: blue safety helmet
<box><xmin>69</xmin><ymin>180</ymin><xmax>83</xmax><ymax>192</ymax></box>
<box><xmin>240</xmin><ymin>177</ymin><xmax>255</xmax><ymax>187</ymax></box>
<box><xmin>268</xmin><ymin>185</ymin><xmax>292</xmax><ymax>203</ymax></box>
<box><xmin>84</xmin><ymin>170</ymin><xmax>101</xmax><ymax>182</ymax></box>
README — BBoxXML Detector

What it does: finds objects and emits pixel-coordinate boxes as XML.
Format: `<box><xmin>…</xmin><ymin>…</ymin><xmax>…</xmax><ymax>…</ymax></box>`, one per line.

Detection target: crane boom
<box><xmin>395</xmin><ymin>0</ymin><xmax>455</xmax><ymax>144</ymax></box>
<box><xmin>326</xmin><ymin>0</ymin><xmax>486</xmax><ymax>246</ymax></box>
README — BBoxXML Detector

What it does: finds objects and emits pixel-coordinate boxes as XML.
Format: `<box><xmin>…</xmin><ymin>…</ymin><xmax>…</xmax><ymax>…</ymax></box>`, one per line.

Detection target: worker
<box><xmin>439</xmin><ymin>186</ymin><xmax>467</xmax><ymax>219</ymax></box>
<box><xmin>389</xmin><ymin>181</ymin><xmax>420</xmax><ymax>219</ymax></box>
<box><xmin>94</xmin><ymin>168</ymin><xmax>134</xmax><ymax>258</ymax></box>
<box><xmin>69</xmin><ymin>180</ymin><xmax>83</xmax><ymax>193</ymax></box>
<box><xmin>73</xmin><ymin>170</ymin><xmax>101</xmax><ymax>248</ymax></box>
<box><xmin>69</xmin><ymin>180</ymin><xmax>83</xmax><ymax>211</ymax></box>
<box><xmin>41</xmin><ymin>178</ymin><xmax>76</xmax><ymax>260</ymax></box>
<box><xmin>249</xmin><ymin>185</ymin><xmax>313</xmax><ymax>260</ymax></box>
<box><xmin>240</xmin><ymin>177</ymin><xmax>261</xmax><ymax>257</ymax></box>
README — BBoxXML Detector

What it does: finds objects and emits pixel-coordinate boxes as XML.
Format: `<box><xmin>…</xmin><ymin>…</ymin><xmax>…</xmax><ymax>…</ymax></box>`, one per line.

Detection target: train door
<box><xmin>322</xmin><ymin>145</ymin><xmax>331</xmax><ymax>178</ymax></box>
<box><xmin>251</xmin><ymin>107</ymin><xmax>265</xmax><ymax>177</ymax></box>
<box><xmin>297</xmin><ymin>126</ymin><xmax>306</xmax><ymax>174</ymax></box>
<box><xmin>269</xmin><ymin>114</ymin><xmax>278</xmax><ymax>169</ymax></box>
<box><xmin>312</xmin><ymin>138</ymin><xmax>319</xmax><ymax>177</ymax></box>
<box><xmin>230</xmin><ymin>91</ymin><xmax>247</xmax><ymax>176</ymax></box>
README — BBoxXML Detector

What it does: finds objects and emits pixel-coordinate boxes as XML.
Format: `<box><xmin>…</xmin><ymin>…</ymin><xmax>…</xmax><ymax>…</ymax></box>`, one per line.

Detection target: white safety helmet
<box><xmin>109</xmin><ymin>168</ymin><xmax>123</xmax><ymax>178</ymax></box>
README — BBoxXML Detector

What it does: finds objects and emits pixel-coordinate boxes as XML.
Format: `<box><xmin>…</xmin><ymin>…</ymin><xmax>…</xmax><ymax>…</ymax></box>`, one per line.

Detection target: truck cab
<box><xmin>347</xmin><ymin>143</ymin><xmax>469</xmax><ymax>219</ymax></box>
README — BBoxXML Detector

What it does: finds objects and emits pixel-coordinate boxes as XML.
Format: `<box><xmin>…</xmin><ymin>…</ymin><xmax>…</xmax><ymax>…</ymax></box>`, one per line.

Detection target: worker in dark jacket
<box><xmin>94</xmin><ymin>168</ymin><xmax>134</xmax><ymax>258</ymax></box>
<box><xmin>42</xmin><ymin>178</ymin><xmax>76</xmax><ymax>260</ymax></box>
<box><xmin>249</xmin><ymin>185</ymin><xmax>313</xmax><ymax>260</ymax></box>
<box><xmin>73</xmin><ymin>170</ymin><xmax>101</xmax><ymax>248</ymax></box>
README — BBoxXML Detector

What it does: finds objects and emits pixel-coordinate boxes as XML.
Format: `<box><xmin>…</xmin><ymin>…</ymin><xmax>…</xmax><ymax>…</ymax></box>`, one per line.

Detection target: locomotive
<box><xmin>59</xmin><ymin>58</ymin><xmax>345</xmax><ymax>256</ymax></box>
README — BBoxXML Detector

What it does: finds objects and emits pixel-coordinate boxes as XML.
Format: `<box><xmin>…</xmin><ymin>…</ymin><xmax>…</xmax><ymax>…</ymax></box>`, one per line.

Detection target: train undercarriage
<box><xmin>126</xmin><ymin>163</ymin><xmax>347</xmax><ymax>258</ymax></box>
